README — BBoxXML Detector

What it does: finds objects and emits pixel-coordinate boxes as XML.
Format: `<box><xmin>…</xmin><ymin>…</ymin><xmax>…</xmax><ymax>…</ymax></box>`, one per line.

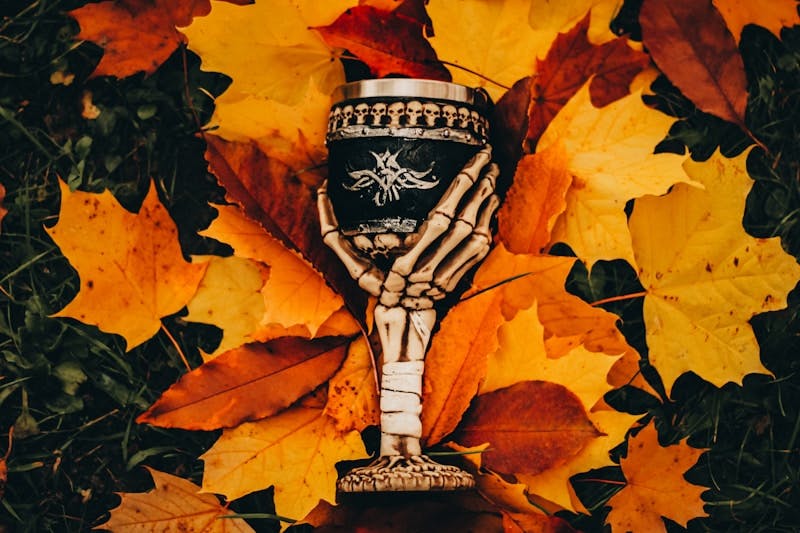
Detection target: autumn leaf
<box><xmin>137</xmin><ymin>336</ymin><xmax>351</xmax><ymax>430</ymax></box>
<box><xmin>204</xmin><ymin>138</ymin><xmax>367</xmax><ymax>323</ymax></box>
<box><xmin>201</xmin><ymin>399</ymin><xmax>365</xmax><ymax>522</ymax></box>
<box><xmin>629</xmin><ymin>149</ymin><xmax>800</xmax><ymax>394</ymax></box>
<box><xmin>526</xmin><ymin>13</ymin><xmax>650</xmax><ymax>146</ymax></box>
<box><xmin>69</xmin><ymin>0</ymin><xmax>244</xmax><ymax>78</ymax></box>
<box><xmin>713</xmin><ymin>0</ymin><xmax>800</xmax><ymax>43</ymax></box>
<box><xmin>605</xmin><ymin>422</ymin><xmax>708</xmax><ymax>533</ymax></box>
<box><xmin>527</xmin><ymin>0</ymin><xmax>620</xmax><ymax>45</ymax></box>
<box><xmin>200</xmin><ymin>204</ymin><xmax>346</xmax><ymax>337</ymax></box>
<box><xmin>427</xmin><ymin>0</ymin><xmax>617</xmax><ymax>100</ymax></box>
<box><xmin>97</xmin><ymin>467</ymin><xmax>254</xmax><ymax>532</ymax></box>
<box><xmin>185</xmin><ymin>255</ymin><xmax>268</xmax><ymax>355</ymax></box>
<box><xmin>498</xmin><ymin>142</ymin><xmax>572</xmax><ymax>255</ymax></box>
<box><xmin>297</xmin><ymin>498</ymin><xmax>504</xmax><ymax>533</ymax></box>
<box><xmin>538</xmin><ymin>82</ymin><xmax>697</xmax><ymax>266</ymax></box>
<box><xmin>640</xmin><ymin>0</ymin><xmax>748</xmax><ymax>126</ymax></box>
<box><xmin>481</xmin><ymin>303</ymin><xmax>621</xmax><ymax>410</ymax></box>
<box><xmin>47</xmin><ymin>181</ymin><xmax>206</xmax><ymax>350</ymax></box>
<box><xmin>323</xmin><ymin>336</ymin><xmax>380</xmax><ymax>433</ymax></box>
<box><xmin>313</xmin><ymin>4</ymin><xmax>451</xmax><ymax>81</ymax></box>
<box><xmin>453</xmin><ymin>381</ymin><xmax>602</xmax><ymax>476</ymax></box>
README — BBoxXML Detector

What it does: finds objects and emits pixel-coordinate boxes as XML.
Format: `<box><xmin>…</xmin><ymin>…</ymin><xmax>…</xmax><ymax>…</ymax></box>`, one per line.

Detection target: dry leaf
<box><xmin>47</xmin><ymin>181</ymin><xmax>206</xmax><ymax>350</ymax></box>
<box><xmin>96</xmin><ymin>467</ymin><xmax>254</xmax><ymax>532</ymax></box>
<box><xmin>539</xmin><ymin>82</ymin><xmax>697</xmax><ymax>266</ymax></box>
<box><xmin>185</xmin><ymin>255</ymin><xmax>268</xmax><ymax>356</ymax></box>
<box><xmin>313</xmin><ymin>4</ymin><xmax>450</xmax><ymax>80</ymax></box>
<box><xmin>630</xmin><ymin>149</ymin><xmax>800</xmax><ymax>395</ymax></box>
<box><xmin>498</xmin><ymin>142</ymin><xmax>572</xmax><ymax>254</ymax></box>
<box><xmin>454</xmin><ymin>381</ymin><xmax>602</xmax><ymax>476</ymax></box>
<box><xmin>324</xmin><ymin>336</ymin><xmax>380</xmax><ymax>433</ymax></box>
<box><xmin>605</xmin><ymin>422</ymin><xmax>708</xmax><ymax>532</ymax></box>
<box><xmin>201</xmin><ymin>401</ymin><xmax>365</xmax><ymax>522</ymax></box>
<box><xmin>527</xmin><ymin>13</ymin><xmax>650</xmax><ymax>145</ymax></box>
<box><xmin>481</xmin><ymin>303</ymin><xmax>621</xmax><ymax>410</ymax></box>
<box><xmin>205</xmin><ymin>138</ymin><xmax>367</xmax><ymax>323</ymax></box>
<box><xmin>137</xmin><ymin>336</ymin><xmax>351</xmax><ymax>430</ymax></box>
<box><xmin>640</xmin><ymin>0</ymin><xmax>748</xmax><ymax>125</ymax></box>
<box><xmin>713</xmin><ymin>0</ymin><xmax>800</xmax><ymax>43</ymax></box>
<box><xmin>201</xmin><ymin>204</ymin><xmax>345</xmax><ymax>337</ymax></box>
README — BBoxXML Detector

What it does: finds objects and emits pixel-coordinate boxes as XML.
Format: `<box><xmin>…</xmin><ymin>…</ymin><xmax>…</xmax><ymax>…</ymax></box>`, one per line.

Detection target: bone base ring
<box><xmin>337</xmin><ymin>455</ymin><xmax>475</xmax><ymax>493</ymax></box>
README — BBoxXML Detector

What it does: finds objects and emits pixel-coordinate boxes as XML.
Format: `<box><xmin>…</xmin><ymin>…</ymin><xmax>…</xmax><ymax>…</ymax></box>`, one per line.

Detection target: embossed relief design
<box><xmin>345</xmin><ymin>148</ymin><xmax>439</xmax><ymax>206</ymax></box>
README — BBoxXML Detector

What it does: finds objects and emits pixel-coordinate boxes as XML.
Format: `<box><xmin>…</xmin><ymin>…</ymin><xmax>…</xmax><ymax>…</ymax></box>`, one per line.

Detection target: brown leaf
<box><xmin>296</xmin><ymin>498</ymin><xmax>503</xmax><ymax>532</ymax></box>
<box><xmin>137</xmin><ymin>336</ymin><xmax>351</xmax><ymax>430</ymax></box>
<box><xmin>490</xmin><ymin>76</ymin><xmax>532</xmax><ymax>185</ymax></box>
<box><xmin>503</xmin><ymin>511</ymin><xmax>578</xmax><ymax>533</ymax></box>
<box><xmin>204</xmin><ymin>136</ymin><xmax>367</xmax><ymax>323</ymax></box>
<box><xmin>313</xmin><ymin>4</ymin><xmax>450</xmax><ymax>80</ymax></box>
<box><xmin>498</xmin><ymin>142</ymin><xmax>573</xmax><ymax>254</ymax></box>
<box><xmin>69</xmin><ymin>0</ymin><xmax>243</xmax><ymax>77</ymax></box>
<box><xmin>454</xmin><ymin>381</ymin><xmax>602</xmax><ymax>476</ymax></box>
<box><xmin>527</xmin><ymin>13</ymin><xmax>651</xmax><ymax>146</ymax></box>
<box><xmin>640</xmin><ymin>0</ymin><xmax>747</xmax><ymax>125</ymax></box>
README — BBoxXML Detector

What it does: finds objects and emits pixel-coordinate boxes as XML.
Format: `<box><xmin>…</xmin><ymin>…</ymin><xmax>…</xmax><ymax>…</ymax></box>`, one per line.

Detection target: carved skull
<box><xmin>354</xmin><ymin>103</ymin><xmax>370</xmax><ymax>125</ymax></box>
<box><xmin>341</xmin><ymin>104</ymin><xmax>354</xmax><ymax>127</ymax></box>
<box><xmin>442</xmin><ymin>105</ymin><xmax>457</xmax><ymax>127</ymax></box>
<box><xmin>371</xmin><ymin>102</ymin><xmax>387</xmax><ymax>125</ymax></box>
<box><xmin>332</xmin><ymin>107</ymin><xmax>342</xmax><ymax>130</ymax></box>
<box><xmin>406</xmin><ymin>100</ymin><xmax>423</xmax><ymax>126</ymax></box>
<box><xmin>422</xmin><ymin>102</ymin><xmax>441</xmax><ymax>127</ymax></box>
<box><xmin>458</xmin><ymin>107</ymin><xmax>470</xmax><ymax>128</ymax></box>
<box><xmin>387</xmin><ymin>101</ymin><xmax>405</xmax><ymax>126</ymax></box>
<box><xmin>470</xmin><ymin>110</ymin><xmax>482</xmax><ymax>135</ymax></box>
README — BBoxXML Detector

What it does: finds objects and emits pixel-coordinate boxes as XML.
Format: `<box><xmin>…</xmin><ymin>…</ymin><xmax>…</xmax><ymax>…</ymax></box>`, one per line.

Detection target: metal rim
<box><xmin>332</xmin><ymin>79</ymin><xmax>491</xmax><ymax>108</ymax></box>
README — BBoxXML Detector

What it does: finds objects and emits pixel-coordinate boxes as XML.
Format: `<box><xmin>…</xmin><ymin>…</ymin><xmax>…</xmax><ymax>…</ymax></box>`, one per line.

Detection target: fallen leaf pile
<box><xmin>46</xmin><ymin>0</ymin><xmax>800</xmax><ymax>530</ymax></box>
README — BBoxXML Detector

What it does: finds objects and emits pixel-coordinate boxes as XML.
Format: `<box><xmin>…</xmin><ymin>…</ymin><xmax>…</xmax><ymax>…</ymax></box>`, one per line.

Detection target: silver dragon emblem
<box><xmin>344</xmin><ymin>149</ymin><xmax>439</xmax><ymax>206</ymax></box>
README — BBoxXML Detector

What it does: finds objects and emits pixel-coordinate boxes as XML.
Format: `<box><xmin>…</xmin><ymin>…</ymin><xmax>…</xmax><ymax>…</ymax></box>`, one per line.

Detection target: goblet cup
<box><xmin>319</xmin><ymin>79</ymin><xmax>498</xmax><ymax>492</ymax></box>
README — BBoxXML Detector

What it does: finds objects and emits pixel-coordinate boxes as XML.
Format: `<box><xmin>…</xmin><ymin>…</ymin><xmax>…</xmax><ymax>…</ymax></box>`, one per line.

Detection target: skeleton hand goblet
<box><xmin>319</xmin><ymin>79</ymin><xmax>499</xmax><ymax>492</ymax></box>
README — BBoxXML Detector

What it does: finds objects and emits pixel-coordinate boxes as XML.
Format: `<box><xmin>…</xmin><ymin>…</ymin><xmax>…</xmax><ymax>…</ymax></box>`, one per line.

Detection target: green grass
<box><xmin>1</xmin><ymin>1</ymin><xmax>799</xmax><ymax>532</ymax></box>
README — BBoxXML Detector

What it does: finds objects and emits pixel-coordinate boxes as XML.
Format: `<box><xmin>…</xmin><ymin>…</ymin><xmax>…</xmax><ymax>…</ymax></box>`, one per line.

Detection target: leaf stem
<box><xmin>438</xmin><ymin>59</ymin><xmax>512</xmax><ymax>90</ymax></box>
<box><xmin>575</xmin><ymin>478</ymin><xmax>627</xmax><ymax>485</ymax></box>
<box><xmin>590</xmin><ymin>291</ymin><xmax>647</xmax><ymax>306</ymax></box>
<box><xmin>460</xmin><ymin>272</ymin><xmax>533</xmax><ymax>301</ymax></box>
<box><xmin>160</xmin><ymin>323</ymin><xmax>191</xmax><ymax>371</ymax></box>
<box><xmin>218</xmin><ymin>513</ymin><xmax>297</xmax><ymax>524</ymax></box>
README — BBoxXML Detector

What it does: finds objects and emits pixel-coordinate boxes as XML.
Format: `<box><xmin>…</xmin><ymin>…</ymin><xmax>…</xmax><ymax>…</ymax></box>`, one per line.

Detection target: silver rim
<box><xmin>332</xmin><ymin>79</ymin><xmax>491</xmax><ymax>108</ymax></box>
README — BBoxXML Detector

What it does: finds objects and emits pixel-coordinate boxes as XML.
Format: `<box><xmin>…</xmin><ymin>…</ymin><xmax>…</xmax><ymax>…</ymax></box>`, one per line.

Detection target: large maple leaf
<box><xmin>537</xmin><ymin>82</ymin><xmax>698</xmax><ymax>266</ymax></box>
<box><xmin>605</xmin><ymin>422</ymin><xmax>708</xmax><ymax>532</ymax></box>
<box><xmin>97</xmin><ymin>467</ymin><xmax>254</xmax><ymax>532</ymax></box>
<box><xmin>629</xmin><ymin>149</ymin><xmax>800</xmax><ymax>394</ymax></box>
<box><xmin>47</xmin><ymin>181</ymin><xmax>207</xmax><ymax>350</ymax></box>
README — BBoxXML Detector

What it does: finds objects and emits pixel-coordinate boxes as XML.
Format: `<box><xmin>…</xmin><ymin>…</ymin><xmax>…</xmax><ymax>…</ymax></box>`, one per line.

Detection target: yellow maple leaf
<box><xmin>97</xmin><ymin>467</ymin><xmax>254</xmax><ymax>532</ymax></box>
<box><xmin>481</xmin><ymin>302</ymin><xmax>621</xmax><ymax>410</ymax></box>
<box><xmin>185</xmin><ymin>255</ymin><xmax>268</xmax><ymax>356</ymax></box>
<box><xmin>427</xmin><ymin>0</ymin><xmax>618</xmax><ymax>101</ymax></box>
<box><xmin>539</xmin><ymin>82</ymin><xmax>698</xmax><ymax>266</ymax></box>
<box><xmin>200</xmin><ymin>400</ymin><xmax>365</xmax><ymax>522</ymax></box>
<box><xmin>605</xmin><ymin>422</ymin><xmax>708</xmax><ymax>532</ymax></box>
<box><xmin>713</xmin><ymin>0</ymin><xmax>800</xmax><ymax>43</ymax></box>
<box><xmin>517</xmin><ymin>410</ymin><xmax>639</xmax><ymax>513</ymax></box>
<box><xmin>182</xmin><ymin>0</ymin><xmax>355</xmax><ymax>153</ymax></box>
<box><xmin>201</xmin><ymin>204</ymin><xmax>344</xmax><ymax>337</ymax></box>
<box><xmin>630</xmin><ymin>149</ymin><xmax>800</xmax><ymax>395</ymax></box>
<box><xmin>47</xmin><ymin>181</ymin><xmax>207</xmax><ymax>350</ymax></box>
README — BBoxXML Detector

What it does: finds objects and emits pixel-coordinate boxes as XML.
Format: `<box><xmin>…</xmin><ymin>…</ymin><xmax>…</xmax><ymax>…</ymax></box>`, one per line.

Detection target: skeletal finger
<box><xmin>317</xmin><ymin>182</ymin><xmax>384</xmax><ymax>296</ymax></box>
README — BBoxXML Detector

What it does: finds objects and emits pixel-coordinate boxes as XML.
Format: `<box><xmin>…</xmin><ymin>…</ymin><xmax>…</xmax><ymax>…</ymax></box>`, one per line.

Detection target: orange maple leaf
<box><xmin>47</xmin><ymin>181</ymin><xmax>207</xmax><ymax>350</ymax></box>
<box><xmin>605</xmin><ymin>422</ymin><xmax>708</xmax><ymax>532</ymax></box>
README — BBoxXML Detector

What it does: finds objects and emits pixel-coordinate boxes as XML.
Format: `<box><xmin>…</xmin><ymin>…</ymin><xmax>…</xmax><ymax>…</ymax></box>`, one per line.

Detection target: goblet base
<box><xmin>337</xmin><ymin>455</ymin><xmax>475</xmax><ymax>493</ymax></box>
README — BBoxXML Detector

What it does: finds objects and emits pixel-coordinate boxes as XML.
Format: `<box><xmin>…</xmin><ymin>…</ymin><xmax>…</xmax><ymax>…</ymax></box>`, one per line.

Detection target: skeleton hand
<box><xmin>318</xmin><ymin>145</ymin><xmax>499</xmax><ymax>309</ymax></box>
<box><xmin>318</xmin><ymin>145</ymin><xmax>498</xmax><ymax>491</ymax></box>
